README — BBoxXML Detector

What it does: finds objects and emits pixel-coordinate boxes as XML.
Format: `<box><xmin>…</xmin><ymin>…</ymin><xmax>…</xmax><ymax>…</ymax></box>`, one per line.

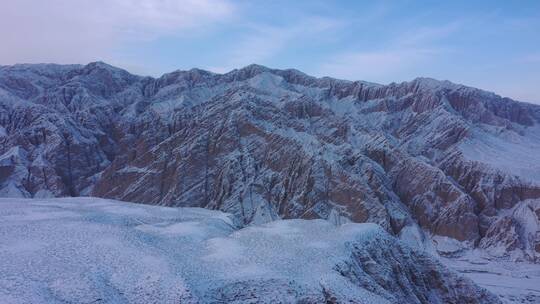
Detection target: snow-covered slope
<box><xmin>442</xmin><ymin>252</ymin><xmax>540</xmax><ymax>303</ymax></box>
<box><xmin>0</xmin><ymin>62</ymin><xmax>539</xmax><ymax>262</ymax></box>
<box><xmin>0</xmin><ymin>197</ymin><xmax>500</xmax><ymax>303</ymax></box>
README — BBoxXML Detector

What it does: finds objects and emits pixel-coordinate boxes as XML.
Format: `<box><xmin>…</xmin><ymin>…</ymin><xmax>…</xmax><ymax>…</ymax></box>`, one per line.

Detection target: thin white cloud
<box><xmin>318</xmin><ymin>49</ymin><xmax>444</xmax><ymax>82</ymax></box>
<box><xmin>394</xmin><ymin>21</ymin><xmax>463</xmax><ymax>47</ymax></box>
<box><xmin>104</xmin><ymin>0</ymin><xmax>235</xmax><ymax>36</ymax></box>
<box><xmin>317</xmin><ymin>22</ymin><xmax>462</xmax><ymax>82</ymax></box>
<box><xmin>207</xmin><ymin>17</ymin><xmax>344</xmax><ymax>73</ymax></box>
<box><xmin>0</xmin><ymin>0</ymin><xmax>235</xmax><ymax>65</ymax></box>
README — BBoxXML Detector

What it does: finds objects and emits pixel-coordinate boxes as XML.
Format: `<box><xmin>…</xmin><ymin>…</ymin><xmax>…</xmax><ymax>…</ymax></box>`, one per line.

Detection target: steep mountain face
<box><xmin>1</xmin><ymin>62</ymin><xmax>539</xmax><ymax>261</ymax></box>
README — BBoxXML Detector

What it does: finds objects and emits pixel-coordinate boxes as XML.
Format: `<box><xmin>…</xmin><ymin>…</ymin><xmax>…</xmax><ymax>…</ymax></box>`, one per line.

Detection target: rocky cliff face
<box><xmin>1</xmin><ymin>62</ymin><xmax>539</xmax><ymax>261</ymax></box>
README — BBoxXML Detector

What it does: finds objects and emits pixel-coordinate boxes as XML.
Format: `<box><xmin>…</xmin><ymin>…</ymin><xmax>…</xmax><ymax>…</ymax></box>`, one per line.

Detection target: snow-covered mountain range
<box><xmin>1</xmin><ymin>62</ymin><xmax>539</xmax><ymax>263</ymax></box>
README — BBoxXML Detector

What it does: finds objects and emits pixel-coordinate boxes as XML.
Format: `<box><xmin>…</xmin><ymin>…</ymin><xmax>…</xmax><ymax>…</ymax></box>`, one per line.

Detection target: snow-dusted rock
<box><xmin>0</xmin><ymin>198</ymin><xmax>500</xmax><ymax>303</ymax></box>
<box><xmin>1</xmin><ymin>62</ymin><xmax>539</xmax><ymax>261</ymax></box>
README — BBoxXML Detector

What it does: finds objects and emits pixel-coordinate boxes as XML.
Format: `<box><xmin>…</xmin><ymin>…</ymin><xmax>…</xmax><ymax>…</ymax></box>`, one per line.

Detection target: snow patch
<box><xmin>460</xmin><ymin>125</ymin><xmax>540</xmax><ymax>183</ymax></box>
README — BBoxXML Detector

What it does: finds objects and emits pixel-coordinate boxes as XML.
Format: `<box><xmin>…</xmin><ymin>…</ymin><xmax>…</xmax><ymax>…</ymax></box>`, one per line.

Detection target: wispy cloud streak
<box><xmin>0</xmin><ymin>0</ymin><xmax>235</xmax><ymax>64</ymax></box>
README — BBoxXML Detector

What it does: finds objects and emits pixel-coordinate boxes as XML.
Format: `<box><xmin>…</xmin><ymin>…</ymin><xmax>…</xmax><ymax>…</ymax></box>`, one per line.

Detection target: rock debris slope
<box><xmin>1</xmin><ymin>62</ymin><xmax>539</xmax><ymax>260</ymax></box>
<box><xmin>0</xmin><ymin>198</ymin><xmax>500</xmax><ymax>303</ymax></box>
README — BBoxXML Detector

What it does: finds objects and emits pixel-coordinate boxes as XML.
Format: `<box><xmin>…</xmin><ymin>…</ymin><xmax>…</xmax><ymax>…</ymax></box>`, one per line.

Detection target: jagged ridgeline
<box><xmin>1</xmin><ymin>62</ymin><xmax>539</xmax><ymax>260</ymax></box>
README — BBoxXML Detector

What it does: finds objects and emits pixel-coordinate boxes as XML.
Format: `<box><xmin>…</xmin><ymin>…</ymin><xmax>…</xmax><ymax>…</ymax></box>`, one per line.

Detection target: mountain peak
<box><xmin>408</xmin><ymin>77</ymin><xmax>462</xmax><ymax>90</ymax></box>
<box><xmin>240</xmin><ymin>63</ymin><xmax>270</xmax><ymax>72</ymax></box>
<box><xmin>188</xmin><ymin>67</ymin><xmax>215</xmax><ymax>75</ymax></box>
<box><xmin>83</xmin><ymin>61</ymin><xmax>133</xmax><ymax>75</ymax></box>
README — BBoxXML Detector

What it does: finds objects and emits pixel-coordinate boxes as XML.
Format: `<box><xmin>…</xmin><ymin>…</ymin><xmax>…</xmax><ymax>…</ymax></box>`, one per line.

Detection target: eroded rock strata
<box><xmin>1</xmin><ymin>62</ymin><xmax>539</xmax><ymax>260</ymax></box>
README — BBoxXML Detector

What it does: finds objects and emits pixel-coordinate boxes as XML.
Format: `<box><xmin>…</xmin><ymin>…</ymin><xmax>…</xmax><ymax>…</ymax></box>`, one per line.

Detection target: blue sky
<box><xmin>1</xmin><ymin>0</ymin><xmax>539</xmax><ymax>103</ymax></box>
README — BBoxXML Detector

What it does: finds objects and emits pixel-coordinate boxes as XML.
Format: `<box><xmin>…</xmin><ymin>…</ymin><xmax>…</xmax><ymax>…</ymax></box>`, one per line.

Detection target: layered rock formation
<box><xmin>1</xmin><ymin>62</ymin><xmax>539</xmax><ymax>260</ymax></box>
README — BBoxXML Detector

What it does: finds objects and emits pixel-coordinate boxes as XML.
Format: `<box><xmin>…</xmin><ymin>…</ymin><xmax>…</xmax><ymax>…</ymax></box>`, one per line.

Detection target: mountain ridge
<box><xmin>4</xmin><ymin>61</ymin><xmax>538</xmax><ymax>104</ymax></box>
<box><xmin>1</xmin><ymin>61</ymin><xmax>539</xmax><ymax>262</ymax></box>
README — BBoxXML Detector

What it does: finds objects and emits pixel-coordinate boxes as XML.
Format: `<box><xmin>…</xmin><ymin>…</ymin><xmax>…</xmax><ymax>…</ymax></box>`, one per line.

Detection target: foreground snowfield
<box><xmin>0</xmin><ymin>198</ymin><xmax>516</xmax><ymax>303</ymax></box>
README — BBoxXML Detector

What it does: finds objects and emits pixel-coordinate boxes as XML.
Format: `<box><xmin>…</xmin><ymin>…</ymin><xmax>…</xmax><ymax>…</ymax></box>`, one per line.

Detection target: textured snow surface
<box><xmin>0</xmin><ymin>198</ymin><xmax>499</xmax><ymax>304</ymax></box>
<box><xmin>442</xmin><ymin>253</ymin><xmax>540</xmax><ymax>303</ymax></box>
